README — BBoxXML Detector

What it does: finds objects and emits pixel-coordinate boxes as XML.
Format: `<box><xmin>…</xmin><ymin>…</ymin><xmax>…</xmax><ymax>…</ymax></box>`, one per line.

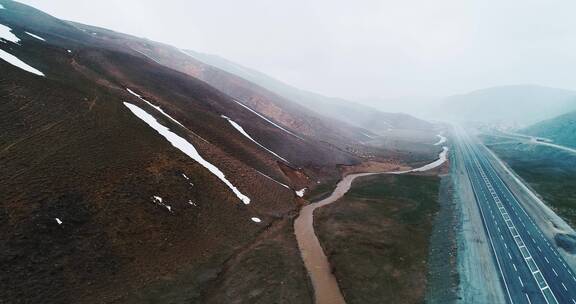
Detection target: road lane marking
<box><xmin>553</xmin><ymin>268</ymin><xmax>558</xmax><ymax>276</ymax></box>
<box><xmin>513</xmin><ymin>263</ymin><xmax>518</xmax><ymax>271</ymax></box>
<box><xmin>545</xmin><ymin>257</ymin><xmax>549</xmax><ymax>264</ymax></box>
<box><xmin>562</xmin><ymin>282</ymin><xmax>568</xmax><ymax>291</ymax></box>
<box><xmin>519</xmin><ymin>276</ymin><xmax>524</xmax><ymax>287</ymax></box>
<box><xmin>467</xmin><ymin>148</ymin><xmax>560</xmax><ymax>304</ymax></box>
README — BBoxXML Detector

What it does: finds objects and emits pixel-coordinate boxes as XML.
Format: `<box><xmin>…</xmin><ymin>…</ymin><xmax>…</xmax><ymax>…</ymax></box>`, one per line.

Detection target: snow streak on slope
<box><xmin>124</xmin><ymin>102</ymin><xmax>251</xmax><ymax>204</ymax></box>
<box><xmin>25</xmin><ymin>31</ymin><xmax>45</xmax><ymax>41</ymax></box>
<box><xmin>222</xmin><ymin>115</ymin><xmax>289</xmax><ymax>163</ymax></box>
<box><xmin>0</xmin><ymin>49</ymin><xmax>44</xmax><ymax>76</ymax></box>
<box><xmin>0</xmin><ymin>24</ymin><xmax>20</xmax><ymax>43</ymax></box>
<box><xmin>126</xmin><ymin>88</ymin><xmax>208</xmax><ymax>143</ymax></box>
<box><xmin>256</xmin><ymin>171</ymin><xmax>290</xmax><ymax>189</ymax></box>
<box><xmin>232</xmin><ymin>99</ymin><xmax>304</xmax><ymax>140</ymax></box>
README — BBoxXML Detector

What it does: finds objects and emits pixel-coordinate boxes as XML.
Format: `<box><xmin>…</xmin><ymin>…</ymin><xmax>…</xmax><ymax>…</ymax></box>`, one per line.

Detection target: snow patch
<box><xmin>251</xmin><ymin>217</ymin><xmax>262</xmax><ymax>223</ymax></box>
<box><xmin>0</xmin><ymin>24</ymin><xmax>20</xmax><ymax>43</ymax></box>
<box><xmin>222</xmin><ymin>115</ymin><xmax>289</xmax><ymax>162</ymax></box>
<box><xmin>55</xmin><ymin>218</ymin><xmax>62</xmax><ymax>225</ymax></box>
<box><xmin>433</xmin><ymin>134</ymin><xmax>447</xmax><ymax>146</ymax></box>
<box><xmin>232</xmin><ymin>100</ymin><xmax>304</xmax><ymax>140</ymax></box>
<box><xmin>0</xmin><ymin>49</ymin><xmax>44</xmax><ymax>76</ymax></box>
<box><xmin>127</xmin><ymin>88</ymin><xmax>186</xmax><ymax>129</ymax></box>
<box><xmin>126</xmin><ymin>88</ymin><xmax>209</xmax><ymax>143</ymax></box>
<box><xmin>296</xmin><ymin>188</ymin><xmax>306</xmax><ymax>197</ymax></box>
<box><xmin>152</xmin><ymin>195</ymin><xmax>173</xmax><ymax>213</ymax></box>
<box><xmin>124</xmin><ymin>102</ymin><xmax>251</xmax><ymax>204</ymax></box>
<box><xmin>256</xmin><ymin>171</ymin><xmax>290</xmax><ymax>189</ymax></box>
<box><xmin>25</xmin><ymin>31</ymin><xmax>45</xmax><ymax>41</ymax></box>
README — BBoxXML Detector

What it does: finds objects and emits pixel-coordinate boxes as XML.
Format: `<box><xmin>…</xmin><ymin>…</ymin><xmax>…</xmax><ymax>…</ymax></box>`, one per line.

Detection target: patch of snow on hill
<box><xmin>232</xmin><ymin>99</ymin><xmax>304</xmax><ymax>140</ymax></box>
<box><xmin>25</xmin><ymin>32</ymin><xmax>45</xmax><ymax>41</ymax></box>
<box><xmin>296</xmin><ymin>188</ymin><xmax>306</xmax><ymax>197</ymax></box>
<box><xmin>0</xmin><ymin>24</ymin><xmax>20</xmax><ymax>43</ymax></box>
<box><xmin>152</xmin><ymin>195</ymin><xmax>173</xmax><ymax>213</ymax></box>
<box><xmin>127</xmin><ymin>88</ymin><xmax>209</xmax><ymax>143</ymax></box>
<box><xmin>124</xmin><ymin>102</ymin><xmax>251</xmax><ymax>204</ymax></box>
<box><xmin>222</xmin><ymin>115</ymin><xmax>289</xmax><ymax>162</ymax></box>
<box><xmin>0</xmin><ymin>49</ymin><xmax>44</xmax><ymax>76</ymax></box>
<box><xmin>256</xmin><ymin>171</ymin><xmax>290</xmax><ymax>189</ymax></box>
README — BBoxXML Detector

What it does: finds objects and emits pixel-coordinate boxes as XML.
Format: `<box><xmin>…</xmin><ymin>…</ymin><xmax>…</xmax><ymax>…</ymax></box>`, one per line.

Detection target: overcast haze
<box><xmin>18</xmin><ymin>0</ymin><xmax>576</xmax><ymax>100</ymax></box>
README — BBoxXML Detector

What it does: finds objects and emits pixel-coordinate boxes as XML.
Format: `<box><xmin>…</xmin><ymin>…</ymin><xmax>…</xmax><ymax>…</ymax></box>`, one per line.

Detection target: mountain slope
<box><xmin>0</xmin><ymin>1</ymin><xmax>441</xmax><ymax>303</ymax></box>
<box><xmin>182</xmin><ymin>49</ymin><xmax>434</xmax><ymax>134</ymax></box>
<box><xmin>521</xmin><ymin>111</ymin><xmax>576</xmax><ymax>148</ymax></box>
<box><xmin>437</xmin><ymin>85</ymin><xmax>576</xmax><ymax>126</ymax></box>
<box><xmin>0</xmin><ymin>2</ymin><xmax>360</xmax><ymax>303</ymax></box>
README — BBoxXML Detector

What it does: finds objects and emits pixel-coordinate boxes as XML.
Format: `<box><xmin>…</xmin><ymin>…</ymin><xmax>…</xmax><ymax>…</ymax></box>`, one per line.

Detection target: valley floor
<box><xmin>481</xmin><ymin>134</ymin><xmax>576</xmax><ymax>228</ymax></box>
<box><xmin>313</xmin><ymin>173</ymin><xmax>443</xmax><ymax>304</ymax></box>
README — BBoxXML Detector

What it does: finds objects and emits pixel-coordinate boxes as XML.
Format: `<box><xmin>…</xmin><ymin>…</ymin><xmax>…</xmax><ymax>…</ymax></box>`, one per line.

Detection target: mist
<box><xmin>18</xmin><ymin>0</ymin><xmax>576</xmax><ymax>104</ymax></box>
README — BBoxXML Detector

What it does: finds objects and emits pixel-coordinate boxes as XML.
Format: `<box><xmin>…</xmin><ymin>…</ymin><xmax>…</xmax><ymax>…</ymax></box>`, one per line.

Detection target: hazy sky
<box><xmin>18</xmin><ymin>0</ymin><xmax>576</xmax><ymax>100</ymax></box>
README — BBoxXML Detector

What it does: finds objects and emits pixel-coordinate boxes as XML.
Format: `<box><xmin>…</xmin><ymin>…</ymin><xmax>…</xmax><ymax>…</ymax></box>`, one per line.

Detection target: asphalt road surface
<box><xmin>457</xmin><ymin>129</ymin><xmax>576</xmax><ymax>304</ymax></box>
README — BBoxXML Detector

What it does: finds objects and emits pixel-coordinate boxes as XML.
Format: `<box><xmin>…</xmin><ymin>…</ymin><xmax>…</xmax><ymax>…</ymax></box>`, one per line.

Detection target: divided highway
<box><xmin>457</xmin><ymin>130</ymin><xmax>576</xmax><ymax>304</ymax></box>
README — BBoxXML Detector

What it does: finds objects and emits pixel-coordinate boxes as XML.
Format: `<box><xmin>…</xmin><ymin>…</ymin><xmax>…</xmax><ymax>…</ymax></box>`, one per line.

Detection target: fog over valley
<box><xmin>2</xmin><ymin>1</ymin><xmax>576</xmax><ymax>303</ymax></box>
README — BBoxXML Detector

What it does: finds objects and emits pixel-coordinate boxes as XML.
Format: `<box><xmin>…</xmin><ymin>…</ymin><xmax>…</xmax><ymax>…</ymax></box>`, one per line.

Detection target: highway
<box><xmin>457</xmin><ymin>129</ymin><xmax>576</xmax><ymax>304</ymax></box>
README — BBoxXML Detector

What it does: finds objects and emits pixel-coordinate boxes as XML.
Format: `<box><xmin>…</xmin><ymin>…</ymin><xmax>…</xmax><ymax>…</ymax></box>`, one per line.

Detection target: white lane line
<box><xmin>545</xmin><ymin>257</ymin><xmax>550</xmax><ymax>264</ymax></box>
<box><xmin>563</xmin><ymin>282</ymin><xmax>568</xmax><ymax>291</ymax></box>
<box><xmin>518</xmin><ymin>276</ymin><xmax>524</xmax><ymax>287</ymax></box>
<box><xmin>513</xmin><ymin>263</ymin><xmax>518</xmax><ymax>271</ymax></box>
<box><xmin>463</xmin><ymin>148</ymin><xmax>515</xmax><ymax>304</ymax></box>
<box><xmin>526</xmin><ymin>294</ymin><xmax>532</xmax><ymax>304</ymax></box>
<box><xmin>537</xmin><ymin>246</ymin><xmax>542</xmax><ymax>252</ymax></box>
<box><xmin>553</xmin><ymin>268</ymin><xmax>558</xmax><ymax>277</ymax></box>
<box><xmin>509</xmin><ymin>252</ymin><xmax>513</xmax><ymax>260</ymax></box>
<box><xmin>572</xmin><ymin>298</ymin><xmax>576</xmax><ymax>304</ymax></box>
<box><xmin>469</xmin><ymin>147</ymin><xmax>560</xmax><ymax>304</ymax></box>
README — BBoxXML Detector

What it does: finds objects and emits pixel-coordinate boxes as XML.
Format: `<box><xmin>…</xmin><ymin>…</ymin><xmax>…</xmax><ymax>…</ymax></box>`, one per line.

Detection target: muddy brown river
<box><xmin>294</xmin><ymin>145</ymin><xmax>449</xmax><ymax>304</ymax></box>
<box><xmin>294</xmin><ymin>172</ymin><xmax>375</xmax><ymax>304</ymax></box>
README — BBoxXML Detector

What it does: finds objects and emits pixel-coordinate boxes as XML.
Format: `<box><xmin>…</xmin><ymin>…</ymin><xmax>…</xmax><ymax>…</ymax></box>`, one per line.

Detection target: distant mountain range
<box><xmin>436</xmin><ymin>85</ymin><xmax>576</xmax><ymax>126</ymax></box>
<box><xmin>521</xmin><ymin>110</ymin><xmax>576</xmax><ymax>148</ymax></box>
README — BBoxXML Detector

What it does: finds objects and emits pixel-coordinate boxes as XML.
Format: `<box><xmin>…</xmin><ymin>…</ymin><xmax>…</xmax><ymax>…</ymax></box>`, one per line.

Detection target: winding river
<box><xmin>294</xmin><ymin>145</ymin><xmax>449</xmax><ymax>304</ymax></box>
